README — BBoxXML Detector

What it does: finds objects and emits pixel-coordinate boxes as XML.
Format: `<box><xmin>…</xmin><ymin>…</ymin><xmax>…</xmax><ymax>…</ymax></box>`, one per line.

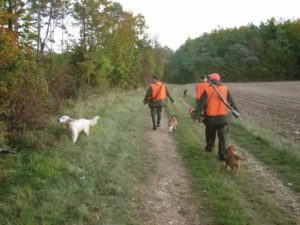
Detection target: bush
<box><xmin>9</xmin><ymin>61</ymin><xmax>50</xmax><ymax>130</ymax></box>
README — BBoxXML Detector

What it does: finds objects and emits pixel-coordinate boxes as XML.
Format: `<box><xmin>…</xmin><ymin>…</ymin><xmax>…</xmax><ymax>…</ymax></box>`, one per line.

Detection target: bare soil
<box><xmin>140</xmin><ymin>113</ymin><xmax>202</xmax><ymax>225</ymax></box>
<box><xmin>226</xmin><ymin>81</ymin><xmax>300</xmax><ymax>143</ymax></box>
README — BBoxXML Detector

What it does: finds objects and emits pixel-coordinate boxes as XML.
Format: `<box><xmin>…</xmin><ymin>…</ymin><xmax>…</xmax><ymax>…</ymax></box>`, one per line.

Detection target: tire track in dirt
<box><xmin>240</xmin><ymin>148</ymin><xmax>300</xmax><ymax>222</ymax></box>
<box><xmin>140</xmin><ymin>112</ymin><xmax>202</xmax><ymax>225</ymax></box>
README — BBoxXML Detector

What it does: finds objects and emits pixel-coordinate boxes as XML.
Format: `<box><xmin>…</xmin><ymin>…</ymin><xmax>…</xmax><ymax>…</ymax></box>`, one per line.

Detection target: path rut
<box><xmin>140</xmin><ymin>112</ymin><xmax>202</xmax><ymax>225</ymax></box>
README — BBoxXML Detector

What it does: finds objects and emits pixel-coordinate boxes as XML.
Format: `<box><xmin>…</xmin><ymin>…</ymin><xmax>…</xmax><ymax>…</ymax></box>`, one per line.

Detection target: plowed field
<box><xmin>226</xmin><ymin>82</ymin><xmax>300</xmax><ymax>143</ymax></box>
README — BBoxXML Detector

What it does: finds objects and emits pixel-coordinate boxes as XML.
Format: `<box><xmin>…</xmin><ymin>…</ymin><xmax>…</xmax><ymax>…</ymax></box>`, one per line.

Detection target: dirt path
<box><xmin>140</xmin><ymin>112</ymin><xmax>202</xmax><ymax>225</ymax></box>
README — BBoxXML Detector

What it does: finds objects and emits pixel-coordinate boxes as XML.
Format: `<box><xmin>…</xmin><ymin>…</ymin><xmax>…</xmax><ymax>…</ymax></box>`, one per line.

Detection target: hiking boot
<box><xmin>153</xmin><ymin>126</ymin><xmax>157</xmax><ymax>130</ymax></box>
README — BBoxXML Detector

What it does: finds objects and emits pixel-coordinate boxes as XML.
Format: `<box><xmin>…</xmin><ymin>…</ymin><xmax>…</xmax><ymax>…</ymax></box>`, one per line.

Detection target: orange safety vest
<box><xmin>196</xmin><ymin>82</ymin><xmax>209</xmax><ymax>99</ymax></box>
<box><xmin>150</xmin><ymin>81</ymin><xmax>166</xmax><ymax>101</ymax></box>
<box><xmin>205</xmin><ymin>85</ymin><xmax>229</xmax><ymax>116</ymax></box>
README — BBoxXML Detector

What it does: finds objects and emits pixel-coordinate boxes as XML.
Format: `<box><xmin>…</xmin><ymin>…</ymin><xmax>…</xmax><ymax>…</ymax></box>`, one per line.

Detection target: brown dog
<box><xmin>224</xmin><ymin>145</ymin><xmax>246</xmax><ymax>176</ymax></box>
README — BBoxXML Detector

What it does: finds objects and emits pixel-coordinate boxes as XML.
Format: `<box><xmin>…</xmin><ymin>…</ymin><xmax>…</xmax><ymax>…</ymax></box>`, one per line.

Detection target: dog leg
<box><xmin>72</xmin><ymin>130</ymin><xmax>78</xmax><ymax>143</ymax></box>
<box><xmin>226</xmin><ymin>165</ymin><xmax>230</xmax><ymax>170</ymax></box>
<box><xmin>84</xmin><ymin>127</ymin><xmax>90</xmax><ymax>136</ymax></box>
<box><xmin>235</xmin><ymin>164</ymin><xmax>240</xmax><ymax>176</ymax></box>
<box><xmin>234</xmin><ymin>168</ymin><xmax>238</xmax><ymax>176</ymax></box>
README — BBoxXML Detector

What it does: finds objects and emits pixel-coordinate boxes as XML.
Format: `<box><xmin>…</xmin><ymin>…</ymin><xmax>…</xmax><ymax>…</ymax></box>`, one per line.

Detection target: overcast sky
<box><xmin>116</xmin><ymin>0</ymin><xmax>300</xmax><ymax>50</ymax></box>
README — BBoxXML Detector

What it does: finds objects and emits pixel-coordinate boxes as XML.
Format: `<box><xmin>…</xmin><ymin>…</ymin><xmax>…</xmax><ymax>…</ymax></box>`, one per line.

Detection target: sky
<box><xmin>115</xmin><ymin>0</ymin><xmax>300</xmax><ymax>50</ymax></box>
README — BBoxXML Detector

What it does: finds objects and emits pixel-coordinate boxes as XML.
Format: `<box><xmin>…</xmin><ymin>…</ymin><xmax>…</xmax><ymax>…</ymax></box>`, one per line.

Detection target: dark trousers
<box><xmin>205</xmin><ymin>124</ymin><xmax>230</xmax><ymax>160</ymax></box>
<box><xmin>150</xmin><ymin>106</ymin><xmax>162</xmax><ymax>128</ymax></box>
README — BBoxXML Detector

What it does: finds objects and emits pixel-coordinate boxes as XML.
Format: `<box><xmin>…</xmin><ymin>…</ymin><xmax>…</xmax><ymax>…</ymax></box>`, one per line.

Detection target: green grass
<box><xmin>231</xmin><ymin>119</ymin><xmax>300</xmax><ymax>192</ymax></box>
<box><xmin>166</xmin><ymin>84</ymin><xmax>298</xmax><ymax>225</ymax></box>
<box><xmin>0</xmin><ymin>89</ymin><xmax>153</xmax><ymax>225</ymax></box>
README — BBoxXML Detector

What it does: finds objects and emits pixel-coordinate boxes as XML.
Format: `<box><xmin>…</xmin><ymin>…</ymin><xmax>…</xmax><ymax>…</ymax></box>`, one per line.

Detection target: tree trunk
<box><xmin>36</xmin><ymin>1</ymin><xmax>41</xmax><ymax>63</ymax></box>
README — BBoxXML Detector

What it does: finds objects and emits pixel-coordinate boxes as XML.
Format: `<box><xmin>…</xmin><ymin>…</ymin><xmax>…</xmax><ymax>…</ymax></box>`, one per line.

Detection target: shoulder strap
<box><xmin>209</xmin><ymin>82</ymin><xmax>240</xmax><ymax>118</ymax></box>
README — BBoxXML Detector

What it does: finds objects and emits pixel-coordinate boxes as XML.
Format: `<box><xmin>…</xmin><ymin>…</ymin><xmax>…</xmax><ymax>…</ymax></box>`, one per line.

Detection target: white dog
<box><xmin>59</xmin><ymin>115</ymin><xmax>99</xmax><ymax>143</ymax></box>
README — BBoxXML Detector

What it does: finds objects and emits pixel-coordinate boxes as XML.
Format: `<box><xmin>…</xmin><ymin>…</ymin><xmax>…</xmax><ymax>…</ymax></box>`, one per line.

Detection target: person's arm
<box><xmin>166</xmin><ymin>87</ymin><xmax>175</xmax><ymax>103</ymax></box>
<box><xmin>143</xmin><ymin>87</ymin><xmax>152</xmax><ymax>104</ymax></box>
<box><xmin>193</xmin><ymin>90</ymin><xmax>207</xmax><ymax>120</ymax></box>
<box><xmin>227</xmin><ymin>91</ymin><xmax>239</xmax><ymax>112</ymax></box>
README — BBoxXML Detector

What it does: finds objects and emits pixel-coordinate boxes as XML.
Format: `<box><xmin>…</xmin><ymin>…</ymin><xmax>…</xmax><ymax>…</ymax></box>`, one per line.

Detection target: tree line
<box><xmin>164</xmin><ymin>18</ymin><xmax>300</xmax><ymax>83</ymax></box>
<box><xmin>0</xmin><ymin>0</ymin><xmax>172</xmax><ymax>146</ymax></box>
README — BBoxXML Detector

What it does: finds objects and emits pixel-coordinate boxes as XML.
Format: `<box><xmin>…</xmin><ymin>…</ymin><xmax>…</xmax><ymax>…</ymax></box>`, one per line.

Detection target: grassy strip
<box><xmin>166</xmin><ymin>84</ymin><xmax>298</xmax><ymax>225</ymax></box>
<box><xmin>231</xmin><ymin>119</ymin><xmax>300</xmax><ymax>192</ymax></box>
<box><xmin>0</xmin><ymin>89</ymin><xmax>152</xmax><ymax>225</ymax></box>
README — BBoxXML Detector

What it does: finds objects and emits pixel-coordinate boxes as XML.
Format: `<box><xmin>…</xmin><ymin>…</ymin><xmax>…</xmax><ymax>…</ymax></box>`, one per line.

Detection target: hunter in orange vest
<box><xmin>143</xmin><ymin>75</ymin><xmax>175</xmax><ymax>130</ymax></box>
<box><xmin>195</xmin><ymin>75</ymin><xmax>209</xmax><ymax>102</ymax></box>
<box><xmin>192</xmin><ymin>73</ymin><xmax>239</xmax><ymax>160</ymax></box>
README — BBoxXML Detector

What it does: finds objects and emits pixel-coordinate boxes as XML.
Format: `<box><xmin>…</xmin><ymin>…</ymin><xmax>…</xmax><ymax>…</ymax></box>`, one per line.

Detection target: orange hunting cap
<box><xmin>209</xmin><ymin>73</ymin><xmax>220</xmax><ymax>81</ymax></box>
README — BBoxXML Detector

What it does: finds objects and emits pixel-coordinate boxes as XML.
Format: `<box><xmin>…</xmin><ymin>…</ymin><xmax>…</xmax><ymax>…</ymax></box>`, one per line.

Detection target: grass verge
<box><xmin>231</xmin><ymin>119</ymin><xmax>300</xmax><ymax>192</ymax></box>
<box><xmin>0</xmin><ymin>89</ymin><xmax>152</xmax><ymax>225</ymax></box>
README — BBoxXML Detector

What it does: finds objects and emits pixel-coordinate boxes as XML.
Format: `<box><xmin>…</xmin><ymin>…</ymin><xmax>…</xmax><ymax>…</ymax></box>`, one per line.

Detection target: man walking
<box><xmin>192</xmin><ymin>73</ymin><xmax>239</xmax><ymax>160</ymax></box>
<box><xmin>143</xmin><ymin>75</ymin><xmax>175</xmax><ymax>130</ymax></box>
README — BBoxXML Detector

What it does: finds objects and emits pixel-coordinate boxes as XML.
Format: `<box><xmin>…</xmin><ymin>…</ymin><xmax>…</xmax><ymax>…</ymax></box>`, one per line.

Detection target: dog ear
<box><xmin>231</xmin><ymin>146</ymin><xmax>237</xmax><ymax>153</ymax></box>
<box><xmin>188</xmin><ymin>107</ymin><xmax>195</xmax><ymax>114</ymax></box>
<box><xmin>65</xmin><ymin>118</ymin><xmax>74</xmax><ymax>125</ymax></box>
<box><xmin>226</xmin><ymin>145</ymin><xmax>234</xmax><ymax>153</ymax></box>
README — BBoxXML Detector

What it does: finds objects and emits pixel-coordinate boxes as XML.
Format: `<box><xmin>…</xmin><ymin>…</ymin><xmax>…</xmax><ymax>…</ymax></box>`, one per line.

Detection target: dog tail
<box><xmin>90</xmin><ymin>116</ymin><xmax>100</xmax><ymax>126</ymax></box>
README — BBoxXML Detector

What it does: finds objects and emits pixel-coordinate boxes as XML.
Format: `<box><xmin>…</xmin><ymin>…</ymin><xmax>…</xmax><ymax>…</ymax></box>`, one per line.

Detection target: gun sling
<box><xmin>209</xmin><ymin>82</ymin><xmax>240</xmax><ymax>118</ymax></box>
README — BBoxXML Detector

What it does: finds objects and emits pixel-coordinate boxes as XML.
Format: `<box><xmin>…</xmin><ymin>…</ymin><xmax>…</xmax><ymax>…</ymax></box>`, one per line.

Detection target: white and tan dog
<box><xmin>59</xmin><ymin>115</ymin><xmax>99</xmax><ymax>143</ymax></box>
<box><xmin>168</xmin><ymin>115</ymin><xmax>177</xmax><ymax>133</ymax></box>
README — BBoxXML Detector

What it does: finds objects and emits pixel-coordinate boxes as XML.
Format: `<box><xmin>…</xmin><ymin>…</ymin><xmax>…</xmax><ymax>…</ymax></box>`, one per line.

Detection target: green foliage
<box><xmin>9</xmin><ymin>60</ymin><xmax>50</xmax><ymax>129</ymax></box>
<box><xmin>165</xmin><ymin>18</ymin><xmax>300</xmax><ymax>83</ymax></box>
<box><xmin>0</xmin><ymin>121</ymin><xmax>7</xmax><ymax>146</ymax></box>
<box><xmin>0</xmin><ymin>28</ymin><xmax>20</xmax><ymax>83</ymax></box>
<box><xmin>0</xmin><ymin>0</ymin><xmax>169</xmax><ymax>143</ymax></box>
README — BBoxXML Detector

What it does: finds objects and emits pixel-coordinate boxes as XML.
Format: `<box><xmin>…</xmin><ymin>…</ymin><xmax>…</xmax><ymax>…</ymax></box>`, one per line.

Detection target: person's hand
<box><xmin>172</xmin><ymin>101</ymin><xmax>175</xmax><ymax>105</ymax></box>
